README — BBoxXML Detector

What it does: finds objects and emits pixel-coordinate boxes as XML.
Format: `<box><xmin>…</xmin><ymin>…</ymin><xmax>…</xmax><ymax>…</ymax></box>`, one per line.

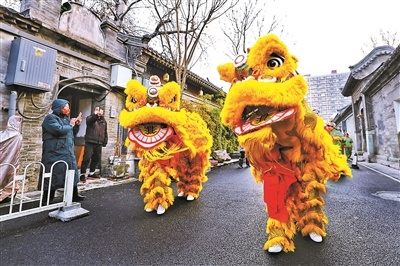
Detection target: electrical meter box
<box><xmin>5</xmin><ymin>37</ymin><xmax>57</xmax><ymax>92</ymax></box>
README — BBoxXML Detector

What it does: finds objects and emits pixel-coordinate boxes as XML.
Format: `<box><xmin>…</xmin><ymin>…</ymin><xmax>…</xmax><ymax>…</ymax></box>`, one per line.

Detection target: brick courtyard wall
<box><xmin>1</xmin><ymin>2</ymin><xmax>132</xmax><ymax>176</ymax></box>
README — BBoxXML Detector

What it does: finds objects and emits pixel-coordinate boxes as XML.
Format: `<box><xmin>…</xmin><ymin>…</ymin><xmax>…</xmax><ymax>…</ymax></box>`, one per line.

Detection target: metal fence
<box><xmin>0</xmin><ymin>161</ymin><xmax>89</xmax><ymax>222</ymax></box>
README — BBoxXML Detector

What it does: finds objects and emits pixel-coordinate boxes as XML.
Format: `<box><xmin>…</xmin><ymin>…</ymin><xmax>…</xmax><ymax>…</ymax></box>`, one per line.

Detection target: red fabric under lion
<box><xmin>262</xmin><ymin>162</ymin><xmax>297</xmax><ymax>223</ymax></box>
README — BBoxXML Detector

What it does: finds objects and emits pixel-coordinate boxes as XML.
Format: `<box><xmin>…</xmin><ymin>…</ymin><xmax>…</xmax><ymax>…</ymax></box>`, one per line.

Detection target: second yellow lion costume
<box><xmin>119</xmin><ymin>75</ymin><xmax>212</xmax><ymax>215</ymax></box>
<box><xmin>218</xmin><ymin>34</ymin><xmax>352</xmax><ymax>253</ymax></box>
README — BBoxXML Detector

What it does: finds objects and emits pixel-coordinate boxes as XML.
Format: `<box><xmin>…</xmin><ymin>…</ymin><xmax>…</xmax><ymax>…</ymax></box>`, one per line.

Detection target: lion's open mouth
<box><xmin>128</xmin><ymin>123</ymin><xmax>175</xmax><ymax>149</ymax></box>
<box><xmin>234</xmin><ymin>106</ymin><xmax>297</xmax><ymax>135</ymax></box>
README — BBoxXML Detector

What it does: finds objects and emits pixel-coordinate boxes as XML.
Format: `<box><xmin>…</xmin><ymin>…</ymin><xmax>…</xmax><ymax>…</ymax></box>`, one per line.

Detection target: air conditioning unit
<box><xmin>110</xmin><ymin>64</ymin><xmax>132</xmax><ymax>89</ymax></box>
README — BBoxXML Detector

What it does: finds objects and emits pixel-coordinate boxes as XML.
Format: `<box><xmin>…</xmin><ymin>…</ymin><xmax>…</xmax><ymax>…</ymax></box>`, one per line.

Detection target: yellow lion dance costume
<box><xmin>217</xmin><ymin>34</ymin><xmax>352</xmax><ymax>253</ymax></box>
<box><xmin>119</xmin><ymin>75</ymin><xmax>212</xmax><ymax>215</ymax></box>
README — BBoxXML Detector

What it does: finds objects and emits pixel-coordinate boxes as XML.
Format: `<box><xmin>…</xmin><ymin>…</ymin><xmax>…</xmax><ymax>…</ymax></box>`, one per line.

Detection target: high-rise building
<box><xmin>304</xmin><ymin>70</ymin><xmax>351</xmax><ymax>123</ymax></box>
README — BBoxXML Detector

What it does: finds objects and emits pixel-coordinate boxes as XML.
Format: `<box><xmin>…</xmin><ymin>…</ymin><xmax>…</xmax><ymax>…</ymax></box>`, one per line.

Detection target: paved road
<box><xmin>1</xmin><ymin>163</ymin><xmax>399</xmax><ymax>265</ymax></box>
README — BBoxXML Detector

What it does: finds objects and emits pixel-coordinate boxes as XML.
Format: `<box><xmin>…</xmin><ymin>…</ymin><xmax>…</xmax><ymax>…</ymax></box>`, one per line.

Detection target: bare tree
<box><xmin>221</xmin><ymin>0</ymin><xmax>282</xmax><ymax>58</ymax></box>
<box><xmin>361</xmin><ymin>29</ymin><xmax>399</xmax><ymax>54</ymax></box>
<box><xmin>81</xmin><ymin>0</ymin><xmax>239</xmax><ymax>89</ymax></box>
<box><xmin>84</xmin><ymin>0</ymin><xmax>149</xmax><ymax>34</ymax></box>
<box><xmin>143</xmin><ymin>0</ymin><xmax>238</xmax><ymax>89</ymax></box>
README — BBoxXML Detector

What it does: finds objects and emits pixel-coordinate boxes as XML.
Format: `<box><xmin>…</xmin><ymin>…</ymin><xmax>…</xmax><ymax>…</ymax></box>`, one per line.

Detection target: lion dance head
<box><xmin>119</xmin><ymin>75</ymin><xmax>212</xmax><ymax>215</ymax></box>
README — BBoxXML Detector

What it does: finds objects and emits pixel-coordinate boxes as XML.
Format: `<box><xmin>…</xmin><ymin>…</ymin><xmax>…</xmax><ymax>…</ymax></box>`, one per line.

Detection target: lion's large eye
<box><xmin>266</xmin><ymin>53</ymin><xmax>284</xmax><ymax>69</ymax></box>
<box><xmin>169</xmin><ymin>95</ymin><xmax>176</xmax><ymax>104</ymax></box>
<box><xmin>130</xmin><ymin>96</ymin><xmax>137</xmax><ymax>104</ymax></box>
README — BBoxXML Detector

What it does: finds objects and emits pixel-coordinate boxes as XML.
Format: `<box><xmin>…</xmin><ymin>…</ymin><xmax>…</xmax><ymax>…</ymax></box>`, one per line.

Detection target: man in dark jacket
<box><xmin>80</xmin><ymin>106</ymin><xmax>108</xmax><ymax>182</ymax></box>
<box><xmin>39</xmin><ymin>99</ymin><xmax>85</xmax><ymax>203</ymax></box>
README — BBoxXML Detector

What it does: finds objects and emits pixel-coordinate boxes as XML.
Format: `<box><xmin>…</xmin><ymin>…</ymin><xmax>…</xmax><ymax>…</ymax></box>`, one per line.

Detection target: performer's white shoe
<box><xmin>145</xmin><ymin>208</ymin><xmax>153</xmax><ymax>212</ymax></box>
<box><xmin>187</xmin><ymin>195</ymin><xmax>195</xmax><ymax>201</ymax></box>
<box><xmin>268</xmin><ymin>244</ymin><xmax>283</xmax><ymax>253</ymax></box>
<box><xmin>309</xmin><ymin>232</ymin><xmax>323</xmax><ymax>242</ymax></box>
<box><xmin>177</xmin><ymin>191</ymin><xmax>185</xmax><ymax>197</ymax></box>
<box><xmin>157</xmin><ymin>205</ymin><xmax>166</xmax><ymax>215</ymax></box>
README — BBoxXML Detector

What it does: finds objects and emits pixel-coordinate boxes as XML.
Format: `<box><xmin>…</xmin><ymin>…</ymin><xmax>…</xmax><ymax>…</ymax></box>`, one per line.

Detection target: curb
<box><xmin>1</xmin><ymin>159</ymin><xmax>241</xmax><ymax>206</ymax></box>
<box><xmin>357</xmin><ymin>162</ymin><xmax>400</xmax><ymax>183</ymax></box>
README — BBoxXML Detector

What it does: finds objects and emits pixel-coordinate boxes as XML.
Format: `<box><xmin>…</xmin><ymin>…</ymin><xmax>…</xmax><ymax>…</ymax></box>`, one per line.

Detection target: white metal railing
<box><xmin>0</xmin><ymin>161</ymin><xmax>89</xmax><ymax>222</ymax></box>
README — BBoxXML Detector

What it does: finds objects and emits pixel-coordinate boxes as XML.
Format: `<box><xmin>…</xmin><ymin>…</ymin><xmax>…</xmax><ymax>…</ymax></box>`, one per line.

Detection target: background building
<box><xmin>305</xmin><ymin>71</ymin><xmax>351</xmax><ymax>123</ymax></box>
<box><xmin>335</xmin><ymin>45</ymin><xmax>400</xmax><ymax>170</ymax></box>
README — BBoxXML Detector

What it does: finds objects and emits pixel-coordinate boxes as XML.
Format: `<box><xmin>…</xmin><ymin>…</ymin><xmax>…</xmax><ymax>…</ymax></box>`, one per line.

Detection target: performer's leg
<box><xmin>264</xmin><ymin>217</ymin><xmax>296</xmax><ymax>252</ymax></box>
<box><xmin>141</xmin><ymin>161</ymin><xmax>174</xmax><ymax>215</ymax></box>
<box><xmin>177</xmin><ymin>155</ymin><xmax>207</xmax><ymax>200</ymax></box>
<box><xmin>264</xmin><ymin>183</ymin><xmax>299</xmax><ymax>253</ymax></box>
<box><xmin>296</xmin><ymin>180</ymin><xmax>328</xmax><ymax>241</ymax></box>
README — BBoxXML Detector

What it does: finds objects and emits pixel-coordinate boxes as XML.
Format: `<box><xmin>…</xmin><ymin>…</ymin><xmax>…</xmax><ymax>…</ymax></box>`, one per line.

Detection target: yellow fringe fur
<box><xmin>217</xmin><ymin>34</ymin><xmax>352</xmax><ymax>252</ymax></box>
<box><xmin>119</xmin><ymin>77</ymin><xmax>212</xmax><ymax>213</ymax></box>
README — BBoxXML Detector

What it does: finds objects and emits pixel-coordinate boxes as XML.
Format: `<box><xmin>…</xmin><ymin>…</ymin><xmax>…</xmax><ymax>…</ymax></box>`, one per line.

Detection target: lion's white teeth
<box><xmin>258</xmin><ymin>76</ymin><xmax>277</xmax><ymax>82</ymax></box>
<box><xmin>234</xmin><ymin>76</ymin><xmax>255</xmax><ymax>84</ymax></box>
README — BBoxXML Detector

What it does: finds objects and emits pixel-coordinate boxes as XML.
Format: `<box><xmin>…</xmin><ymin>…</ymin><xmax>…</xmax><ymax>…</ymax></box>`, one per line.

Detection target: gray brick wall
<box><xmin>373</xmin><ymin>74</ymin><xmax>400</xmax><ymax>169</ymax></box>
<box><xmin>1</xmin><ymin>2</ymin><xmax>131</xmax><ymax>175</ymax></box>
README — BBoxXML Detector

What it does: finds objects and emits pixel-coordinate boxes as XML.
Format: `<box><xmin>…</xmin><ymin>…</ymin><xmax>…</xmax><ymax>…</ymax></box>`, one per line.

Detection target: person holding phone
<box><xmin>39</xmin><ymin>99</ymin><xmax>85</xmax><ymax>203</ymax></box>
<box><xmin>80</xmin><ymin>106</ymin><xmax>108</xmax><ymax>182</ymax></box>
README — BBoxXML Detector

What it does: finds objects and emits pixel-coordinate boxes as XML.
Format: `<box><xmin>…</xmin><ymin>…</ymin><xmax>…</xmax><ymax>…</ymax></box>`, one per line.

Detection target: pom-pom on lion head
<box><xmin>217</xmin><ymin>53</ymin><xmax>251</xmax><ymax>84</ymax></box>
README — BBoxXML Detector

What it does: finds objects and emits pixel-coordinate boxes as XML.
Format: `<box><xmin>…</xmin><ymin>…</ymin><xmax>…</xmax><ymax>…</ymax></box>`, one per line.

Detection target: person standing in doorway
<box><xmin>80</xmin><ymin>106</ymin><xmax>108</xmax><ymax>182</ymax></box>
<box><xmin>39</xmin><ymin>99</ymin><xmax>85</xmax><ymax>203</ymax></box>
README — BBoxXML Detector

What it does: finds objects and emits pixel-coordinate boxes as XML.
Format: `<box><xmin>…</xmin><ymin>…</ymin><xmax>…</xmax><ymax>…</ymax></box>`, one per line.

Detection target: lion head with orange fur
<box><xmin>218</xmin><ymin>34</ymin><xmax>351</xmax><ymax>181</ymax></box>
